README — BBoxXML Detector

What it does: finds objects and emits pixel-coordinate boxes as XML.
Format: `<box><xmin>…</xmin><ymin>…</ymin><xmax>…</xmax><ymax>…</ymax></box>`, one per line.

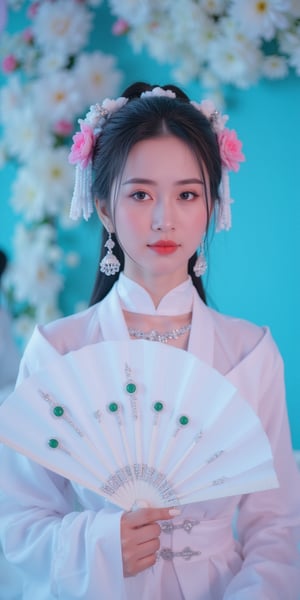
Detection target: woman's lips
<box><xmin>147</xmin><ymin>241</ymin><xmax>179</xmax><ymax>255</ymax></box>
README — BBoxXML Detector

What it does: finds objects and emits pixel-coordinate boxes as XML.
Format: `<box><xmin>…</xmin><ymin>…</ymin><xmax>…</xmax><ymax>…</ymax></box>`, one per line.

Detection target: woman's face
<box><xmin>98</xmin><ymin>135</ymin><xmax>211</xmax><ymax>292</ymax></box>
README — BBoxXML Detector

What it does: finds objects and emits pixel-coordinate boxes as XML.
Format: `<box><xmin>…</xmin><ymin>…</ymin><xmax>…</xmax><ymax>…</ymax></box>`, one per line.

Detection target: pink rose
<box><xmin>218</xmin><ymin>129</ymin><xmax>245</xmax><ymax>172</ymax></box>
<box><xmin>54</xmin><ymin>119</ymin><xmax>74</xmax><ymax>137</ymax></box>
<box><xmin>112</xmin><ymin>18</ymin><xmax>129</xmax><ymax>35</ymax></box>
<box><xmin>2</xmin><ymin>54</ymin><xmax>18</xmax><ymax>74</ymax></box>
<box><xmin>27</xmin><ymin>2</ymin><xmax>40</xmax><ymax>18</ymax></box>
<box><xmin>68</xmin><ymin>122</ymin><xmax>95</xmax><ymax>168</ymax></box>
<box><xmin>22</xmin><ymin>28</ymin><xmax>34</xmax><ymax>43</ymax></box>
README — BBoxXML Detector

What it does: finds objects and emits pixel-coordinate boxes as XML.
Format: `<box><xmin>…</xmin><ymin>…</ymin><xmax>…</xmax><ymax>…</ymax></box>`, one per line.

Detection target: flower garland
<box><xmin>0</xmin><ymin>0</ymin><xmax>123</xmax><ymax>346</ymax></box>
<box><xmin>109</xmin><ymin>0</ymin><xmax>300</xmax><ymax>101</ymax></box>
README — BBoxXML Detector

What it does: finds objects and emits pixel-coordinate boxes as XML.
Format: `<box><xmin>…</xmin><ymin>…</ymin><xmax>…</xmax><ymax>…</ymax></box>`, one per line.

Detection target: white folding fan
<box><xmin>0</xmin><ymin>340</ymin><xmax>278</xmax><ymax>510</ymax></box>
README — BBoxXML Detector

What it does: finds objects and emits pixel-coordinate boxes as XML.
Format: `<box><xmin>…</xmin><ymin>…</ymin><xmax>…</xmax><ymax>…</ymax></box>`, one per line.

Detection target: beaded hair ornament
<box><xmin>68</xmin><ymin>87</ymin><xmax>245</xmax><ymax>231</ymax></box>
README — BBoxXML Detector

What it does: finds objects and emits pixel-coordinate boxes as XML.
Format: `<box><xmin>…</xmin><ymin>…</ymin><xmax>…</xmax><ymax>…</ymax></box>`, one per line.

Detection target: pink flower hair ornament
<box><xmin>68</xmin><ymin>89</ymin><xmax>245</xmax><ymax>229</ymax></box>
<box><xmin>69</xmin><ymin>121</ymin><xmax>95</xmax><ymax>168</ymax></box>
<box><xmin>68</xmin><ymin>97</ymin><xmax>128</xmax><ymax>220</ymax></box>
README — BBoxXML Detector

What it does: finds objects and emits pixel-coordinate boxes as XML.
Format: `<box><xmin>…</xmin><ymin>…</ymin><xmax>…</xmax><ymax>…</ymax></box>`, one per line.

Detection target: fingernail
<box><xmin>169</xmin><ymin>507</ymin><xmax>181</xmax><ymax>516</ymax></box>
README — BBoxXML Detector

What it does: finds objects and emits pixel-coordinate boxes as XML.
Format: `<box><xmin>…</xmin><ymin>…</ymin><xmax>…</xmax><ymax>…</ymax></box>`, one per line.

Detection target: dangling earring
<box><xmin>99</xmin><ymin>232</ymin><xmax>120</xmax><ymax>276</ymax></box>
<box><xmin>193</xmin><ymin>242</ymin><xmax>207</xmax><ymax>277</ymax></box>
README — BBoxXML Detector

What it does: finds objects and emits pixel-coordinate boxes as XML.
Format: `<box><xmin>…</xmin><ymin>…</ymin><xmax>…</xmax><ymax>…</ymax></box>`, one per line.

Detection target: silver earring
<box><xmin>99</xmin><ymin>232</ymin><xmax>120</xmax><ymax>276</ymax></box>
<box><xmin>193</xmin><ymin>243</ymin><xmax>207</xmax><ymax>277</ymax></box>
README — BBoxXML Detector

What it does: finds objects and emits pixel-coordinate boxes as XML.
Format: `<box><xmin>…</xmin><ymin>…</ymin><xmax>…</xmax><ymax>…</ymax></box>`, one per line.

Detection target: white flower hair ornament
<box><xmin>68</xmin><ymin>88</ymin><xmax>245</xmax><ymax>230</ymax></box>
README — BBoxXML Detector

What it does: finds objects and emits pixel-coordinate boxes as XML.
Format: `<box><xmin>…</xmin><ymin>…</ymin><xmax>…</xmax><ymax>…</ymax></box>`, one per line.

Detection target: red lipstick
<box><xmin>147</xmin><ymin>240</ymin><xmax>179</xmax><ymax>255</ymax></box>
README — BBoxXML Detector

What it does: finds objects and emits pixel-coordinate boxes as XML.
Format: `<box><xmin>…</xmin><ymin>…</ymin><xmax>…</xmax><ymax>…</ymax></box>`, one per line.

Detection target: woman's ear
<box><xmin>95</xmin><ymin>198</ymin><xmax>114</xmax><ymax>232</ymax></box>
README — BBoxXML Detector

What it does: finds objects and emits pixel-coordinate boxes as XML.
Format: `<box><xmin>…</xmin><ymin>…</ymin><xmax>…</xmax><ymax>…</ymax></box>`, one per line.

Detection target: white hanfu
<box><xmin>0</xmin><ymin>275</ymin><xmax>299</xmax><ymax>599</ymax></box>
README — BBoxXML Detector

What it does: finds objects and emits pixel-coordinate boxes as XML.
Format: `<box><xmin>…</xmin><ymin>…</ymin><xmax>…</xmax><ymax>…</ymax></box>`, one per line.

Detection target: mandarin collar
<box><xmin>98</xmin><ymin>277</ymin><xmax>215</xmax><ymax>366</ymax></box>
<box><xmin>116</xmin><ymin>273</ymin><xmax>194</xmax><ymax>316</ymax></box>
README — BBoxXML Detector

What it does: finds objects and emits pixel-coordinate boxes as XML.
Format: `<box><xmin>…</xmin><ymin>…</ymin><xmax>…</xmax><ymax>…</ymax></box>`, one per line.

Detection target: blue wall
<box><xmin>1</xmin><ymin>3</ymin><xmax>300</xmax><ymax>448</ymax></box>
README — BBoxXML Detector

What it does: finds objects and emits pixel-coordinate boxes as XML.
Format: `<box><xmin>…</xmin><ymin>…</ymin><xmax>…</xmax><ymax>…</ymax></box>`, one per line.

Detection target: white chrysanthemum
<box><xmin>173</xmin><ymin>58</ymin><xmax>200</xmax><ymax>85</ymax></box>
<box><xmin>279</xmin><ymin>24</ymin><xmax>300</xmax><ymax>54</ymax></box>
<box><xmin>13</xmin><ymin>223</ymin><xmax>55</xmax><ymax>259</ymax></box>
<box><xmin>261</xmin><ymin>54</ymin><xmax>288</xmax><ymax>78</ymax></box>
<box><xmin>12</xmin><ymin>223</ymin><xmax>34</xmax><ymax>258</ymax></box>
<box><xmin>12</xmin><ymin>259</ymin><xmax>63</xmax><ymax>304</ymax></box>
<box><xmin>31</xmin><ymin>223</ymin><xmax>57</xmax><ymax>247</ymax></box>
<box><xmin>73</xmin><ymin>52</ymin><xmax>123</xmax><ymax>109</ymax></box>
<box><xmin>171</xmin><ymin>1</ymin><xmax>211</xmax><ymax>44</ymax></box>
<box><xmin>0</xmin><ymin>31</ymin><xmax>31</xmax><ymax>64</ymax></box>
<box><xmin>32</xmin><ymin>0</ymin><xmax>92</xmax><ymax>55</ymax></box>
<box><xmin>193</xmin><ymin>16</ymin><xmax>219</xmax><ymax>51</ymax></box>
<box><xmin>35</xmin><ymin>302</ymin><xmax>62</xmax><ymax>326</ymax></box>
<box><xmin>31</xmin><ymin>71</ymin><xmax>81</xmax><ymax>124</ymax></box>
<box><xmin>129</xmin><ymin>21</ymin><xmax>174</xmax><ymax>59</ymax></box>
<box><xmin>1</xmin><ymin>30</ymin><xmax>42</xmax><ymax>76</ymax></box>
<box><xmin>230</xmin><ymin>0</ymin><xmax>291</xmax><ymax>41</ymax></box>
<box><xmin>36</xmin><ymin>51</ymin><xmax>68</xmax><ymax>75</ymax></box>
<box><xmin>201</xmin><ymin>0</ymin><xmax>227</xmax><ymax>16</ymax></box>
<box><xmin>127</xmin><ymin>4</ymin><xmax>213</xmax><ymax>75</ymax></box>
<box><xmin>108</xmin><ymin>0</ymin><xmax>154</xmax><ymax>26</ymax></box>
<box><xmin>11</xmin><ymin>167</ymin><xmax>48</xmax><ymax>222</ymax></box>
<box><xmin>32</xmin><ymin>263</ymin><xmax>64</xmax><ymax>304</ymax></box>
<box><xmin>10</xmin><ymin>224</ymin><xmax>64</xmax><ymax>304</ymax></box>
<box><xmin>2</xmin><ymin>103</ymin><xmax>52</xmax><ymax>162</ymax></box>
<box><xmin>208</xmin><ymin>35</ymin><xmax>261</xmax><ymax>87</ymax></box>
<box><xmin>13</xmin><ymin>305</ymin><xmax>60</xmax><ymax>346</ymax></box>
<box><xmin>168</xmin><ymin>0</ymin><xmax>207</xmax><ymax>37</ymax></box>
<box><xmin>288</xmin><ymin>45</ymin><xmax>300</xmax><ymax>75</ymax></box>
<box><xmin>279</xmin><ymin>24</ymin><xmax>300</xmax><ymax>73</ymax></box>
<box><xmin>27</xmin><ymin>148</ymin><xmax>74</xmax><ymax>216</ymax></box>
<box><xmin>20</xmin><ymin>45</ymin><xmax>40</xmax><ymax>77</ymax></box>
<box><xmin>0</xmin><ymin>76</ymin><xmax>23</xmax><ymax>119</ymax></box>
<box><xmin>13</xmin><ymin>315</ymin><xmax>36</xmax><ymax>346</ymax></box>
<box><xmin>199</xmin><ymin>67</ymin><xmax>221</xmax><ymax>92</ymax></box>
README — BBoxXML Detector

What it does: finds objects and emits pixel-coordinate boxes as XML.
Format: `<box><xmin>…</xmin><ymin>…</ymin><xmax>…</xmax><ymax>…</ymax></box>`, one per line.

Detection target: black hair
<box><xmin>89</xmin><ymin>82</ymin><xmax>222</xmax><ymax>305</ymax></box>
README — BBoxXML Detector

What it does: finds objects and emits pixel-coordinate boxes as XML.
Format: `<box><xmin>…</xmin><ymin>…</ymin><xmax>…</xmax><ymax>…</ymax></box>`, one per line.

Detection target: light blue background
<box><xmin>1</xmin><ymin>3</ymin><xmax>300</xmax><ymax>448</ymax></box>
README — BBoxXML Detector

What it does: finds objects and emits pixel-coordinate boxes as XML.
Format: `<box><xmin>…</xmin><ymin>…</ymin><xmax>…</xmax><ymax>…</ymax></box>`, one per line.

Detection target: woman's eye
<box><xmin>179</xmin><ymin>191</ymin><xmax>197</xmax><ymax>201</ymax></box>
<box><xmin>131</xmin><ymin>191</ymin><xmax>150</xmax><ymax>201</ymax></box>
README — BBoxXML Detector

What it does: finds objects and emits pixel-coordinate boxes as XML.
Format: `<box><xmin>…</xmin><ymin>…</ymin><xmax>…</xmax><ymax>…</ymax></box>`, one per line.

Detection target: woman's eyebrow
<box><xmin>175</xmin><ymin>178</ymin><xmax>204</xmax><ymax>185</ymax></box>
<box><xmin>122</xmin><ymin>178</ymin><xmax>156</xmax><ymax>185</ymax></box>
<box><xmin>122</xmin><ymin>177</ymin><xmax>204</xmax><ymax>185</ymax></box>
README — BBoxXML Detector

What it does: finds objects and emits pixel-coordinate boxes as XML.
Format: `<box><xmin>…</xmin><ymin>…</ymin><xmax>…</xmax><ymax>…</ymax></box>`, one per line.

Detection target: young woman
<box><xmin>0</xmin><ymin>82</ymin><xmax>299</xmax><ymax>599</ymax></box>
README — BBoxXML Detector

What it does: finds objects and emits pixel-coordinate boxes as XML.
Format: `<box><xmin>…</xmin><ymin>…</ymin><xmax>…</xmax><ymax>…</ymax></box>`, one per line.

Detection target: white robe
<box><xmin>0</xmin><ymin>276</ymin><xmax>299</xmax><ymax>599</ymax></box>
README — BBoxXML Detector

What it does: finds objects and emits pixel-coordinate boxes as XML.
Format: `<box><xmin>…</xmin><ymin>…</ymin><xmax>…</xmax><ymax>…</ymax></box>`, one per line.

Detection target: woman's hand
<box><xmin>121</xmin><ymin>507</ymin><xmax>179</xmax><ymax>577</ymax></box>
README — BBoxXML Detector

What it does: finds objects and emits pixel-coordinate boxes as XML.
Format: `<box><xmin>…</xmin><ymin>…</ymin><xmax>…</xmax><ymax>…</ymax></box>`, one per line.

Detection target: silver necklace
<box><xmin>128</xmin><ymin>322</ymin><xmax>191</xmax><ymax>344</ymax></box>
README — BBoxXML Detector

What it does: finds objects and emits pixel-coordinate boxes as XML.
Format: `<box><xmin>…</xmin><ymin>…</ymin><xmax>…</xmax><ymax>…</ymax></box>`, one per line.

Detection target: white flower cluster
<box><xmin>1</xmin><ymin>0</ymin><xmax>122</xmax><ymax>345</ymax></box>
<box><xmin>109</xmin><ymin>0</ymin><xmax>300</xmax><ymax>98</ymax></box>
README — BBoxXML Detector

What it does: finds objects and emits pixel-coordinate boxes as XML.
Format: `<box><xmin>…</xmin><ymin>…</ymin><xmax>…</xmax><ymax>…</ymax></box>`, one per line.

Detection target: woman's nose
<box><xmin>151</xmin><ymin>198</ymin><xmax>175</xmax><ymax>231</ymax></box>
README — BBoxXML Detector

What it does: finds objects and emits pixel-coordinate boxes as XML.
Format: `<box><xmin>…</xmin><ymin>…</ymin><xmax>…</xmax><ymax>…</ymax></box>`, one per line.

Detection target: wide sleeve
<box><xmin>224</xmin><ymin>338</ymin><xmax>300</xmax><ymax>599</ymax></box>
<box><xmin>0</xmin><ymin>444</ymin><xmax>127</xmax><ymax>599</ymax></box>
<box><xmin>0</xmin><ymin>326</ymin><xmax>128</xmax><ymax>599</ymax></box>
